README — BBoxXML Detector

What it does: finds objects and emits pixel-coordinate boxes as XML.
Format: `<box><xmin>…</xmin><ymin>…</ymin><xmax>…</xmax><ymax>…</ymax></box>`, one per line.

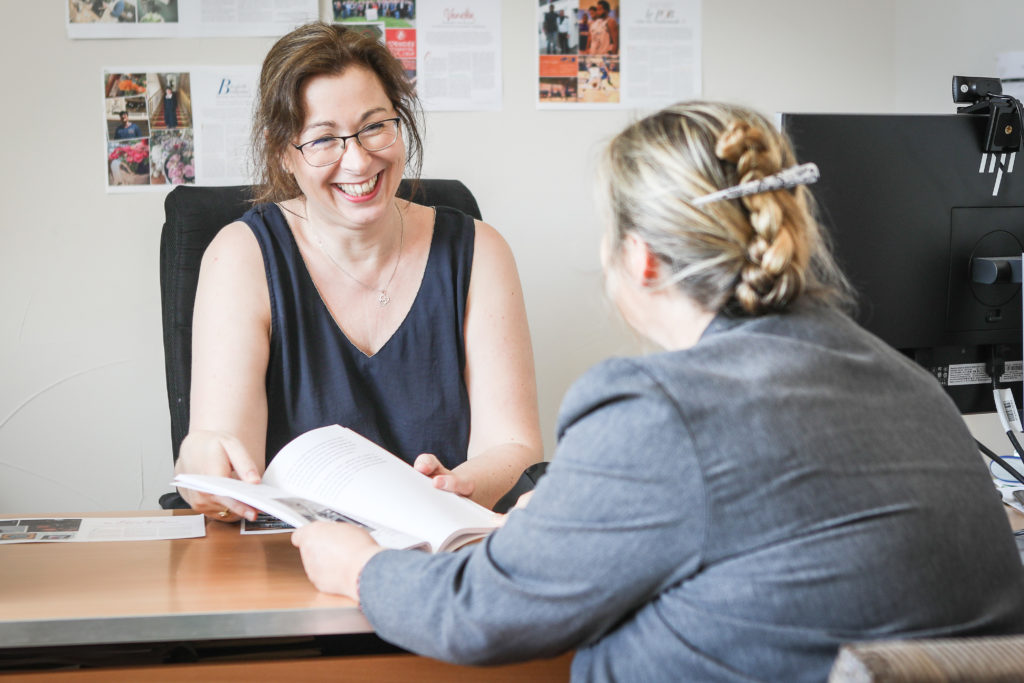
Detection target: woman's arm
<box><xmin>173</xmin><ymin>221</ymin><xmax>271</xmax><ymax>521</ymax></box>
<box><xmin>453</xmin><ymin>220</ymin><xmax>543</xmax><ymax>509</ymax></box>
<box><xmin>296</xmin><ymin>360</ymin><xmax>705</xmax><ymax>665</ymax></box>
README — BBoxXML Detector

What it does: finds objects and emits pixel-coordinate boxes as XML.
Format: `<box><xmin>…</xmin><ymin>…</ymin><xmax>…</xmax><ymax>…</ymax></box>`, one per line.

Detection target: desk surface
<box><xmin>6</xmin><ymin>506</ymin><xmax>1022</xmax><ymax>672</ymax></box>
<box><xmin>1</xmin><ymin>511</ymin><xmax>369</xmax><ymax>650</ymax></box>
<box><xmin>1008</xmin><ymin>506</ymin><xmax>1024</xmax><ymax>531</ymax></box>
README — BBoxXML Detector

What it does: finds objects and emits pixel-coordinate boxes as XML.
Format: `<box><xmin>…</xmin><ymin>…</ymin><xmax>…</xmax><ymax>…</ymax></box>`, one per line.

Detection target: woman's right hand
<box><xmin>413</xmin><ymin>453</ymin><xmax>476</xmax><ymax>498</ymax></box>
<box><xmin>174</xmin><ymin>430</ymin><xmax>263</xmax><ymax>522</ymax></box>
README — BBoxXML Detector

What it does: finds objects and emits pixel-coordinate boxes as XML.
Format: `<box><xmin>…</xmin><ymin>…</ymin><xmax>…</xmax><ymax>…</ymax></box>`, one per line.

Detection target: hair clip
<box><xmin>691</xmin><ymin>162</ymin><xmax>820</xmax><ymax>206</ymax></box>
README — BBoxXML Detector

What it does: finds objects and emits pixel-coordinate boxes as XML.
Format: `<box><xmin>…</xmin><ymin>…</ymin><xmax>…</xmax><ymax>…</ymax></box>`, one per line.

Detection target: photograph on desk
<box><xmin>5</xmin><ymin>518</ymin><xmax>82</xmax><ymax>533</ymax></box>
<box><xmin>242</xmin><ymin>511</ymin><xmax>296</xmax><ymax>534</ymax></box>
<box><xmin>173</xmin><ymin>424</ymin><xmax>502</xmax><ymax>553</ymax></box>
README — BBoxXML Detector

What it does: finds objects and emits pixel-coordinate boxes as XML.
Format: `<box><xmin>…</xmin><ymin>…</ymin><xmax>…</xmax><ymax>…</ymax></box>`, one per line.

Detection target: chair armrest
<box><xmin>829</xmin><ymin>635</ymin><xmax>1024</xmax><ymax>682</ymax></box>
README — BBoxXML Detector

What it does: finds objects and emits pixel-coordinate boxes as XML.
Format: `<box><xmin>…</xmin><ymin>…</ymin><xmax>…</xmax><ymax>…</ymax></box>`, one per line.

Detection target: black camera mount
<box><xmin>953</xmin><ymin>75</ymin><xmax>1023</xmax><ymax>153</ymax></box>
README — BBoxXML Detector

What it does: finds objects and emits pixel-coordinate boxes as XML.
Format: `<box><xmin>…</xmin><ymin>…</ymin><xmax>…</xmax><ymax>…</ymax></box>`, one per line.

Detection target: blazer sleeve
<box><xmin>357</xmin><ymin>358</ymin><xmax>708</xmax><ymax>665</ymax></box>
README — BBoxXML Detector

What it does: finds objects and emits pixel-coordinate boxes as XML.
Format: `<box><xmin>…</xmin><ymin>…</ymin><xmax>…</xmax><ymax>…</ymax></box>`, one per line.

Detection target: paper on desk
<box><xmin>992</xmin><ymin>479</ymin><xmax>1024</xmax><ymax>515</ymax></box>
<box><xmin>241</xmin><ymin>511</ymin><xmax>297</xmax><ymax>534</ymax></box>
<box><xmin>0</xmin><ymin>515</ymin><xmax>205</xmax><ymax>543</ymax></box>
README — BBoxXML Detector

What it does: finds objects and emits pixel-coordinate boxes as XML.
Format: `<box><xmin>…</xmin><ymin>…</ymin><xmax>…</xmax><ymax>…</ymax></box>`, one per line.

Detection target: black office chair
<box><xmin>157</xmin><ymin>180</ymin><xmax>536</xmax><ymax>512</ymax></box>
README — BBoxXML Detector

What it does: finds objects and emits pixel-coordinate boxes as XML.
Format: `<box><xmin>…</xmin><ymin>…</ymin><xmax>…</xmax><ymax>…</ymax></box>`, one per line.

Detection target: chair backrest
<box><xmin>159</xmin><ymin>179</ymin><xmax>482</xmax><ymax>468</ymax></box>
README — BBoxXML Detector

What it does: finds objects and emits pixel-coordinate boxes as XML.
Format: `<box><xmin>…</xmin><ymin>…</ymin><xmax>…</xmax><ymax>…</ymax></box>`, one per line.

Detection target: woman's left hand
<box><xmin>414</xmin><ymin>453</ymin><xmax>476</xmax><ymax>498</ymax></box>
<box><xmin>291</xmin><ymin>521</ymin><xmax>383</xmax><ymax>599</ymax></box>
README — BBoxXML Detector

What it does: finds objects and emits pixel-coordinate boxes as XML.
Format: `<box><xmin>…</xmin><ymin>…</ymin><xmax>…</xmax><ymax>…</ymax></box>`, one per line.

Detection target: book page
<box><xmin>263</xmin><ymin>425</ymin><xmax>500</xmax><ymax>551</ymax></box>
<box><xmin>169</xmin><ymin>474</ymin><xmax>425</xmax><ymax>549</ymax></box>
<box><xmin>171</xmin><ymin>475</ymin><xmax>307</xmax><ymax>527</ymax></box>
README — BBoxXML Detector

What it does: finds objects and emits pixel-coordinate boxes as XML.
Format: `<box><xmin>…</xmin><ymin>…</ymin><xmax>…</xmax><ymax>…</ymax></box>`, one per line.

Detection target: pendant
<box><xmin>378</xmin><ymin>291</ymin><xmax>390</xmax><ymax>306</ymax></box>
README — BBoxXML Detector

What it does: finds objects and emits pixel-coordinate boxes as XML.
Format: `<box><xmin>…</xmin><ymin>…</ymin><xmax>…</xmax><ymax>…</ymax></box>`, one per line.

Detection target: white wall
<box><xmin>1</xmin><ymin>1</ymin><xmax>1021</xmax><ymax>512</ymax></box>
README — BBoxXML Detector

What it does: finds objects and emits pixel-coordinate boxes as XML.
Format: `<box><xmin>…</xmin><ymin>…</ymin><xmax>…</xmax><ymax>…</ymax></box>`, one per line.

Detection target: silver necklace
<box><xmin>313</xmin><ymin>204</ymin><xmax>405</xmax><ymax>307</ymax></box>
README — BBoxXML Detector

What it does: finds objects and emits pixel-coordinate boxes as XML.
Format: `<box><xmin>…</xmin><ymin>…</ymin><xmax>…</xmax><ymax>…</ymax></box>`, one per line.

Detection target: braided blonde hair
<box><xmin>597</xmin><ymin>100</ymin><xmax>850</xmax><ymax>316</ymax></box>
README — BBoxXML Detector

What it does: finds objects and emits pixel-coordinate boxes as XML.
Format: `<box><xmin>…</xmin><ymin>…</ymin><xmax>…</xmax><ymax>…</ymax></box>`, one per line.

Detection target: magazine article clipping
<box><xmin>537</xmin><ymin>0</ymin><xmax>701</xmax><ymax>110</ymax></box>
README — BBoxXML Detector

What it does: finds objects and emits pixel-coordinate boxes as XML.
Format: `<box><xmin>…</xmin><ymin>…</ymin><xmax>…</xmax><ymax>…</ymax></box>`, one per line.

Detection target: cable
<box><xmin>1010</xmin><ymin>430</ymin><xmax>1024</xmax><ymax>461</ymax></box>
<box><xmin>977</xmin><ymin>439</ymin><xmax>1024</xmax><ymax>487</ymax></box>
<box><xmin>989</xmin><ymin>346</ymin><xmax>1024</xmax><ymax>464</ymax></box>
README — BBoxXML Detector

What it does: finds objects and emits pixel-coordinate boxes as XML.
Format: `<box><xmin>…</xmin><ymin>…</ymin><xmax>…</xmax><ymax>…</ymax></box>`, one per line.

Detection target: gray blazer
<box><xmin>360</xmin><ymin>302</ymin><xmax>1024</xmax><ymax>682</ymax></box>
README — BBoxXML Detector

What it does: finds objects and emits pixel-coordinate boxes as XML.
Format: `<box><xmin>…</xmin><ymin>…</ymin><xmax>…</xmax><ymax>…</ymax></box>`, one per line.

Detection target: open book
<box><xmin>172</xmin><ymin>425</ymin><xmax>501</xmax><ymax>552</ymax></box>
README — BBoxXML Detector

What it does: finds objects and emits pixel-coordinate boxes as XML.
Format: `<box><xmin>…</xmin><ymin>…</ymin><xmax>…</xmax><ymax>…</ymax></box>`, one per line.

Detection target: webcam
<box><xmin>952</xmin><ymin>75</ymin><xmax>1004</xmax><ymax>103</ymax></box>
<box><xmin>953</xmin><ymin>75</ymin><xmax>1021</xmax><ymax>153</ymax></box>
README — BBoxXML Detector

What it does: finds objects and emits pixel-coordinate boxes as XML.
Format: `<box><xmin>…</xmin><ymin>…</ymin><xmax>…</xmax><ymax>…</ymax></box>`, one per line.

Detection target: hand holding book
<box><xmin>412</xmin><ymin>452</ymin><xmax>476</xmax><ymax>498</ymax></box>
<box><xmin>173</xmin><ymin>425</ymin><xmax>503</xmax><ymax>552</ymax></box>
<box><xmin>291</xmin><ymin>520</ymin><xmax>383</xmax><ymax>599</ymax></box>
<box><xmin>174</xmin><ymin>429</ymin><xmax>264</xmax><ymax>523</ymax></box>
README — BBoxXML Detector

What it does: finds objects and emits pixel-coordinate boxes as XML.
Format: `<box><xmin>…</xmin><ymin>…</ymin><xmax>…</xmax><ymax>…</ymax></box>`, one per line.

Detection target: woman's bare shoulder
<box><xmin>202</xmin><ymin>219</ymin><xmax>262</xmax><ymax>268</ymax></box>
<box><xmin>470</xmin><ymin>217</ymin><xmax>516</xmax><ymax>268</ymax></box>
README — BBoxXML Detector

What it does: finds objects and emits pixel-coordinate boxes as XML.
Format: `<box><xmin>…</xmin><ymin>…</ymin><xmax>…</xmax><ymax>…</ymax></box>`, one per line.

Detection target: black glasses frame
<box><xmin>292</xmin><ymin>117</ymin><xmax>402</xmax><ymax>167</ymax></box>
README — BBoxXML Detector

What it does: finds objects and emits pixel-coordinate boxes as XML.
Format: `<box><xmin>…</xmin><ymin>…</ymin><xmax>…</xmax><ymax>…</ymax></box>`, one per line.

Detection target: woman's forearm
<box><xmin>453</xmin><ymin>442</ymin><xmax>542</xmax><ymax>509</ymax></box>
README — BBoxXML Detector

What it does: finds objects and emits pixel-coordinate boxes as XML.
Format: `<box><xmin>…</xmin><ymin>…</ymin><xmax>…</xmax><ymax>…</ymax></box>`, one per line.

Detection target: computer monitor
<box><xmin>781</xmin><ymin>112</ymin><xmax>1024</xmax><ymax>414</ymax></box>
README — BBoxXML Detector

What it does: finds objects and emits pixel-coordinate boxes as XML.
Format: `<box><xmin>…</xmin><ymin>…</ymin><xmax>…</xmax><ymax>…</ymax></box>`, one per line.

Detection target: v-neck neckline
<box><xmin>275</xmin><ymin>203</ymin><xmax>437</xmax><ymax>359</ymax></box>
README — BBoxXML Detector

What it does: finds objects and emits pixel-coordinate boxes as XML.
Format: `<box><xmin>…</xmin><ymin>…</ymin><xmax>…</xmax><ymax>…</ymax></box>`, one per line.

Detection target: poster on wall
<box><xmin>537</xmin><ymin>0</ymin><xmax>701</xmax><ymax>109</ymax></box>
<box><xmin>68</xmin><ymin>0</ymin><xmax>318</xmax><ymax>39</ymax></box>
<box><xmin>103</xmin><ymin>66</ymin><xmax>259</xmax><ymax>192</ymax></box>
<box><xmin>415</xmin><ymin>0</ymin><xmax>502</xmax><ymax>112</ymax></box>
<box><xmin>332</xmin><ymin>1</ymin><xmax>418</xmax><ymax>85</ymax></box>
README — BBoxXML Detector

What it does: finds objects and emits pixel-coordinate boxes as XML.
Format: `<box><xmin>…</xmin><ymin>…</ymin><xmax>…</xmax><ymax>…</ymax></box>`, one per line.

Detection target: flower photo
<box><xmin>150</xmin><ymin>129</ymin><xmax>195</xmax><ymax>185</ymax></box>
<box><xmin>107</xmin><ymin>138</ymin><xmax>151</xmax><ymax>185</ymax></box>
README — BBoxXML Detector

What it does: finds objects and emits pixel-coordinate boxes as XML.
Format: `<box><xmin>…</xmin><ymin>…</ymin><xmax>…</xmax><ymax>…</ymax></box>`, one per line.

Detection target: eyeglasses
<box><xmin>292</xmin><ymin>117</ymin><xmax>401</xmax><ymax>167</ymax></box>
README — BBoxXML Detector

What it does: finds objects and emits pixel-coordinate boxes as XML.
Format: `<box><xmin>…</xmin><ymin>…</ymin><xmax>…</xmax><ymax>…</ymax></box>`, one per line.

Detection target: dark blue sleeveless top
<box><xmin>241</xmin><ymin>203</ymin><xmax>473</xmax><ymax>469</ymax></box>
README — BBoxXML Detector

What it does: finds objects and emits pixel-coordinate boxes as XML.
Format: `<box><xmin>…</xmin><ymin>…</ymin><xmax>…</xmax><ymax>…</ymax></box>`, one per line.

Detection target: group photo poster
<box><xmin>68</xmin><ymin>0</ymin><xmax>318</xmax><ymax>39</ymax></box>
<box><xmin>332</xmin><ymin>1</ymin><xmax>418</xmax><ymax>87</ymax></box>
<box><xmin>103</xmin><ymin>66</ymin><xmax>258</xmax><ymax>192</ymax></box>
<box><xmin>537</xmin><ymin>0</ymin><xmax>701</xmax><ymax>109</ymax></box>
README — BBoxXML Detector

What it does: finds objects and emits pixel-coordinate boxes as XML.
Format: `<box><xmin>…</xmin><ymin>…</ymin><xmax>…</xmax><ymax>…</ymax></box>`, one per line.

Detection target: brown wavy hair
<box><xmin>596</xmin><ymin>100</ymin><xmax>851</xmax><ymax>316</ymax></box>
<box><xmin>249</xmin><ymin>21</ymin><xmax>423</xmax><ymax>205</ymax></box>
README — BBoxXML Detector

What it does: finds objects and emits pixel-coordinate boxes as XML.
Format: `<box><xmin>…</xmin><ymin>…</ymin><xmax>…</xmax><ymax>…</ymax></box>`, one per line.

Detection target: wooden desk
<box><xmin>2</xmin><ymin>510</ymin><xmax>368</xmax><ymax>649</ymax></box>
<box><xmin>1008</xmin><ymin>505</ymin><xmax>1024</xmax><ymax>531</ymax></box>
<box><xmin>1</xmin><ymin>511</ymin><xmax>571</xmax><ymax>681</ymax></box>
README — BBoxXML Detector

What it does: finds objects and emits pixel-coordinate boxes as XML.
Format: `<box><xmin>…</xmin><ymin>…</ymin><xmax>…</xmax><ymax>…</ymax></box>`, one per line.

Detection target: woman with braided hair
<box><xmin>292</xmin><ymin>101</ymin><xmax>1024</xmax><ymax>681</ymax></box>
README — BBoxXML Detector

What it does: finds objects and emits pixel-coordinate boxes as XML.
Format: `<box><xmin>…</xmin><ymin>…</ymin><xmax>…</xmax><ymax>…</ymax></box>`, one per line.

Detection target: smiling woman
<box><xmin>173</xmin><ymin>22</ymin><xmax>543</xmax><ymax>523</ymax></box>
